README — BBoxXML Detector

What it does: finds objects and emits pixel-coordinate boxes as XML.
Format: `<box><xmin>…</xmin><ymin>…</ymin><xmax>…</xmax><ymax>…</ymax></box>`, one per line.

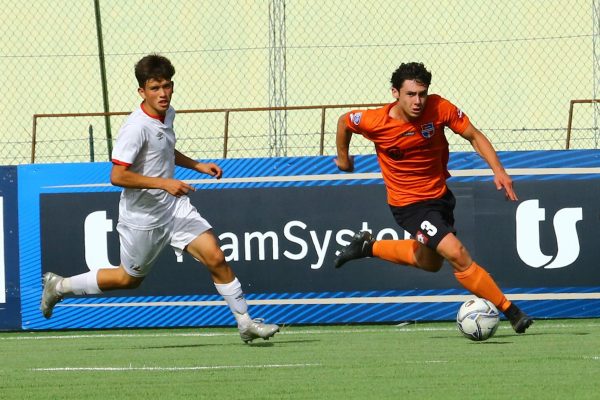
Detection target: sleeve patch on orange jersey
<box><xmin>349</xmin><ymin>112</ymin><xmax>362</xmax><ymax>125</ymax></box>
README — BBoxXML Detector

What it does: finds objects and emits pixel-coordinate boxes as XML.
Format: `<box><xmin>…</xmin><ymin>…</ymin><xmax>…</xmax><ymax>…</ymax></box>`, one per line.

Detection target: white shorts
<box><xmin>117</xmin><ymin>196</ymin><xmax>212</xmax><ymax>277</ymax></box>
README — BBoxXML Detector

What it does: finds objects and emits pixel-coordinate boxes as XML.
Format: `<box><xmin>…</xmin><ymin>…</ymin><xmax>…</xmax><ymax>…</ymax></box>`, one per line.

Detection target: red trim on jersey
<box><xmin>140</xmin><ymin>102</ymin><xmax>165</xmax><ymax>123</ymax></box>
<box><xmin>112</xmin><ymin>159</ymin><xmax>132</xmax><ymax>167</ymax></box>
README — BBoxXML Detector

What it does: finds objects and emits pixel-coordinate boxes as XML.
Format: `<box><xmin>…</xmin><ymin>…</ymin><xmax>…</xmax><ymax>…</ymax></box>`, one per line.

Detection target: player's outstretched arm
<box><xmin>335</xmin><ymin>114</ymin><xmax>355</xmax><ymax>172</ymax></box>
<box><xmin>459</xmin><ymin>123</ymin><xmax>518</xmax><ymax>201</ymax></box>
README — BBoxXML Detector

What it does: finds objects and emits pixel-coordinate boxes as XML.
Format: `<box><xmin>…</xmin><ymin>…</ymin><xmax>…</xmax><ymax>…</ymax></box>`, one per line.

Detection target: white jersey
<box><xmin>111</xmin><ymin>104</ymin><xmax>177</xmax><ymax>229</ymax></box>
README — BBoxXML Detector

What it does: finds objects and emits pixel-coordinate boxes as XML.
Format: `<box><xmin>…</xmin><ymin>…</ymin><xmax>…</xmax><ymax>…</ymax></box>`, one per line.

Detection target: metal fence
<box><xmin>2</xmin><ymin>0</ymin><xmax>600</xmax><ymax>165</ymax></box>
<box><xmin>31</xmin><ymin>103</ymin><xmax>389</xmax><ymax>163</ymax></box>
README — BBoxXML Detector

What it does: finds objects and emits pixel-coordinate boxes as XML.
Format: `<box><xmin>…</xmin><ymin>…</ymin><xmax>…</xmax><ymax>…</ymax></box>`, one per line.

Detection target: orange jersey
<box><xmin>345</xmin><ymin>95</ymin><xmax>470</xmax><ymax>206</ymax></box>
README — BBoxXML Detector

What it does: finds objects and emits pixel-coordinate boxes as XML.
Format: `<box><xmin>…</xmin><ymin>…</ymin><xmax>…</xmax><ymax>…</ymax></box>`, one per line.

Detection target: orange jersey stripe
<box><xmin>346</xmin><ymin>95</ymin><xmax>470</xmax><ymax>206</ymax></box>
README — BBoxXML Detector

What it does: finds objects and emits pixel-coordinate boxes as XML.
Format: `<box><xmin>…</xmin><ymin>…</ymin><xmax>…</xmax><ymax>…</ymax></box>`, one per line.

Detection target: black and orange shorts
<box><xmin>389</xmin><ymin>189</ymin><xmax>457</xmax><ymax>250</ymax></box>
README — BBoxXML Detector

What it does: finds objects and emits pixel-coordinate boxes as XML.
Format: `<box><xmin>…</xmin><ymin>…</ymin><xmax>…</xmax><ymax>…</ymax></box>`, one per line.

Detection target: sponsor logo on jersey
<box><xmin>457</xmin><ymin>109</ymin><xmax>464</xmax><ymax>119</ymax></box>
<box><xmin>350</xmin><ymin>112</ymin><xmax>362</xmax><ymax>125</ymax></box>
<box><xmin>421</xmin><ymin>122</ymin><xmax>435</xmax><ymax>139</ymax></box>
<box><xmin>401</xmin><ymin>131</ymin><xmax>416</xmax><ymax>137</ymax></box>
<box><xmin>387</xmin><ymin>148</ymin><xmax>404</xmax><ymax>160</ymax></box>
<box><xmin>156</xmin><ymin>131</ymin><xmax>164</xmax><ymax>140</ymax></box>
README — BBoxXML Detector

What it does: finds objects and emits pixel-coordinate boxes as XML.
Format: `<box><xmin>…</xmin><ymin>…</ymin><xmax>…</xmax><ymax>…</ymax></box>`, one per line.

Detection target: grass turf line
<box><xmin>0</xmin><ymin>319</ymin><xmax>599</xmax><ymax>399</ymax></box>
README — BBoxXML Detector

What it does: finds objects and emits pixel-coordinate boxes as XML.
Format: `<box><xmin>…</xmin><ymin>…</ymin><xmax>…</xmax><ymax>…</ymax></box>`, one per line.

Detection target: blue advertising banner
<box><xmin>0</xmin><ymin>166</ymin><xmax>21</xmax><ymax>330</ymax></box>
<box><xmin>18</xmin><ymin>151</ymin><xmax>600</xmax><ymax>330</ymax></box>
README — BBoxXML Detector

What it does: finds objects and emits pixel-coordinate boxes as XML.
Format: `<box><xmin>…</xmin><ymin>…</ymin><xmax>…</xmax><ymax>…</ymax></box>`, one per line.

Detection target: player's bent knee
<box><xmin>203</xmin><ymin>249</ymin><xmax>226</xmax><ymax>269</ymax></box>
<box><xmin>119</xmin><ymin>273</ymin><xmax>144</xmax><ymax>289</ymax></box>
<box><xmin>440</xmin><ymin>245</ymin><xmax>470</xmax><ymax>267</ymax></box>
<box><xmin>427</xmin><ymin>260</ymin><xmax>444</xmax><ymax>272</ymax></box>
<box><xmin>415</xmin><ymin>257</ymin><xmax>444</xmax><ymax>272</ymax></box>
<box><xmin>126</xmin><ymin>278</ymin><xmax>143</xmax><ymax>289</ymax></box>
<box><xmin>414</xmin><ymin>247</ymin><xmax>444</xmax><ymax>272</ymax></box>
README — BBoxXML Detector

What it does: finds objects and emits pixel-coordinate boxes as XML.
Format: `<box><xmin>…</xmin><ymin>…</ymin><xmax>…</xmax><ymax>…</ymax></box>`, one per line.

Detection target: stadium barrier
<box><xmin>2</xmin><ymin>150</ymin><xmax>600</xmax><ymax>330</ymax></box>
<box><xmin>0</xmin><ymin>167</ymin><xmax>20</xmax><ymax>330</ymax></box>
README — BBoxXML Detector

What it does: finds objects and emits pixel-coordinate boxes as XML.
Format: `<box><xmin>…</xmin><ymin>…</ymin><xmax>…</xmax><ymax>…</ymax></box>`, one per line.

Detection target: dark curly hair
<box><xmin>134</xmin><ymin>54</ymin><xmax>176</xmax><ymax>88</ymax></box>
<box><xmin>390</xmin><ymin>62</ymin><xmax>432</xmax><ymax>90</ymax></box>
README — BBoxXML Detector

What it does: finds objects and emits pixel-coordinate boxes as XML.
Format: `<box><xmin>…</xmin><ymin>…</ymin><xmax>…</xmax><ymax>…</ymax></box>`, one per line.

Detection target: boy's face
<box><xmin>391</xmin><ymin>79</ymin><xmax>429</xmax><ymax>121</ymax></box>
<box><xmin>138</xmin><ymin>78</ymin><xmax>174</xmax><ymax>116</ymax></box>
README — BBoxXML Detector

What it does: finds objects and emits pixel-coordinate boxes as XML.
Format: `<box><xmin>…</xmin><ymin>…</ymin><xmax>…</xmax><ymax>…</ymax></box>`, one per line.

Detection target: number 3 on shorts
<box><xmin>420</xmin><ymin>220</ymin><xmax>437</xmax><ymax>236</ymax></box>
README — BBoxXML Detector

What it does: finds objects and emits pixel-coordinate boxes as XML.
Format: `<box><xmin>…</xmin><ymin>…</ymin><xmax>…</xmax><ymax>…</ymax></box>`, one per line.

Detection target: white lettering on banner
<box><xmin>282</xmin><ymin>221</ymin><xmax>333</xmax><ymax>269</ymax></box>
<box><xmin>244</xmin><ymin>231</ymin><xmax>279</xmax><ymax>261</ymax></box>
<box><xmin>84</xmin><ymin>211</ymin><xmax>119</xmax><ymax>271</ymax></box>
<box><xmin>220</xmin><ymin>232</ymin><xmax>240</xmax><ymax>261</ymax></box>
<box><xmin>220</xmin><ymin>220</ymin><xmax>403</xmax><ymax>270</ymax></box>
<box><xmin>81</xmin><ymin>211</ymin><xmax>404</xmax><ymax>270</ymax></box>
<box><xmin>516</xmin><ymin>199</ymin><xmax>583</xmax><ymax>269</ymax></box>
<box><xmin>0</xmin><ymin>197</ymin><xmax>5</xmax><ymax>304</ymax></box>
<box><xmin>283</xmin><ymin>221</ymin><xmax>310</xmax><ymax>260</ymax></box>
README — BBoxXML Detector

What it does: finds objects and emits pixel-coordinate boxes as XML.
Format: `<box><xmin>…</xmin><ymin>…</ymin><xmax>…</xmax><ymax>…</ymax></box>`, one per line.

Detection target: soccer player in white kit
<box><xmin>40</xmin><ymin>54</ymin><xmax>279</xmax><ymax>343</ymax></box>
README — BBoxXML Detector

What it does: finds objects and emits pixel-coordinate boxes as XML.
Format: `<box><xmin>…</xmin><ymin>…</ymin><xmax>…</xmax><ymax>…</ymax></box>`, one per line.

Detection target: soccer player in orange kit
<box><xmin>334</xmin><ymin>62</ymin><xmax>532</xmax><ymax>334</ymax></box>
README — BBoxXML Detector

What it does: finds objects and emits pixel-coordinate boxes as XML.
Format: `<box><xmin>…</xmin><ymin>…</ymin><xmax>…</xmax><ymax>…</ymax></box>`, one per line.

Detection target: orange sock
<box><xmin>454</xmin><ymin>262</ymin><xmax>512</xmax><ymax>312</ymax></box>
<box><xmin>372</xmin><ymin>240</ymin><xmax>418</xmax><ymax>266</ymax></box>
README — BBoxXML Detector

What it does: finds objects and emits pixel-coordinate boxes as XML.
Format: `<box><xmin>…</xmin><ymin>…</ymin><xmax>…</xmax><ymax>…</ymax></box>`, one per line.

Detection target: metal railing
<box><xmin>33</xmin><ymin>98</ymin><xmax>596</xmax><ymax>163</ymax></box>
<box><xmin>566</xmin><ymin>99</ymin><xmax>600</xmax><ymax>149</ymax></box>
<box><xmin>31</xmin><ymin>103</ymin><xmax>386</xmax><ymax>163</ymax></box>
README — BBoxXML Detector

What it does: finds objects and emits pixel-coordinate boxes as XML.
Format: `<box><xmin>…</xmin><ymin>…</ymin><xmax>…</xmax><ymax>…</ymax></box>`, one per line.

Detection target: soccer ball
<box><xmin>456</xmin><ymin>297</ymin><xmax>500</xmax><ymax>341</ymax></box>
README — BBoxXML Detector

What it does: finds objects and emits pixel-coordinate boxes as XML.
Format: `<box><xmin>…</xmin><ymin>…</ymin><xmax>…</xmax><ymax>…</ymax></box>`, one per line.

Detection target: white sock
<box><xmin>60</xmin><ymin>271</ymin><xmax>102</xmax><ymax>295</ymax></box>
<box><xmin>214</xmin><ymin>278</ymin><xmax>251</xmax><ymax>326</ymax></box>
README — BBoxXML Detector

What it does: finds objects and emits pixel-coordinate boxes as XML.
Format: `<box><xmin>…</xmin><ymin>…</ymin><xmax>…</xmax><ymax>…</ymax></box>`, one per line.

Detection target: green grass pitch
<box><xmin>1</xmin><ymin>319</ymin><xmax>599</xmax><ymax>399</ymax></box>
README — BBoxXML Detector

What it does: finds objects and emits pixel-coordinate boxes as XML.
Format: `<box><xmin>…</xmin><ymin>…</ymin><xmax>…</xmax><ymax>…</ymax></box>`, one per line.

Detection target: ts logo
<box><xmin>83</xmin><ymin>210</ymin><xmax>185</xmax><ymax>271</ymax></box>
<box><xmin>515</xmin><ymin>199</ymin><xmax>582</xmax><ymax>269</ymax></box>
<box><xmin>84</xmin><ymin>211</ymin><xmax>119</xmax><ymax>271</ymax></box>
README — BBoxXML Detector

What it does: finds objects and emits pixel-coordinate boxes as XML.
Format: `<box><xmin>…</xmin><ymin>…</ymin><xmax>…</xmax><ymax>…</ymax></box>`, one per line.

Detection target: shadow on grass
<box><xmin>246</xmin><ymin>339</ymin><xmax>320</xmax><ymax>347</ymax></box>
<box><xmin>429</xmin><ymin>336</ymin><xmax>514</xmax><ymax>343</ymax></box>
<box><xmin>82</xmin><ymin>343</ymin><xmax>218</xmax><ymax>350</ymax></box>
<box><xmin>497</xmin><ymin>330</ymin><xmax>591</xmax><ymax>338</ymax></box>
<box><xmin>83</xmin><ymin>338</ymin><xmax>320</xmax><ymax>350</ymax></box>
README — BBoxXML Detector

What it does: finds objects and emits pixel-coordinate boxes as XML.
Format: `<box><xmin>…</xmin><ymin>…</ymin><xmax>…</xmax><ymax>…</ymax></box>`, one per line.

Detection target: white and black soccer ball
<box><xmin>456</xmin><ymin>297</ymin><xmax>500</xmax><ymax>341</ymax></box>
